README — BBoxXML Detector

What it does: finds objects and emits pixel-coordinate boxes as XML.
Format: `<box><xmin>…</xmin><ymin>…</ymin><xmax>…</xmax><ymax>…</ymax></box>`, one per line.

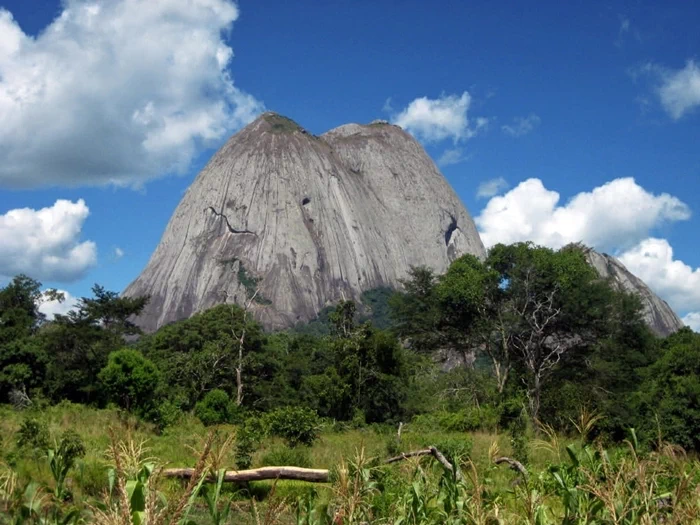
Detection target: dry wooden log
<box><xmin>163</xmin><ymin>446</ymin><xmax>462</xmax><ymax>484</ymax></box>
<box><xmin>163</xmin><ymin>466</ymin><xmax>329</xmax><ymax>483</ymax></box>
<box><xmin>494</xmin><ymin>456</ymin><xmax>529</xmax><ymax>481</ymax></box>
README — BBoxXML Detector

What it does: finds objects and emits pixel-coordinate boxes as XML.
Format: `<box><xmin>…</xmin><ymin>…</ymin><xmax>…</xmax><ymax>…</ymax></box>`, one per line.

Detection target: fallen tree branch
<box><xmin>385</xmin><ymin>447</ymin><xmax>462</xmax><ymax>481</ymax></box>
<box><xmin>384</xmin><ymin>448</ymin><xmax>433</xmax><ymax>464</ymax></box>
<box><xmin>494</xmin><ymin>456</ymin><xmax>529</xmax><ymax>481</ymax></box>
<box><xmin>163</xmin><ymin>466</ymin><xmax>329</xmax><ymax>483</ymax></box>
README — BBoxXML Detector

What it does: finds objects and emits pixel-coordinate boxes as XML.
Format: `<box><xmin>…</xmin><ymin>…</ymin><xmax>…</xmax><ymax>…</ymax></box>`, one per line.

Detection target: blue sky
<box><xmin>0</xmin><ymin>0</ymin><xmax>699</xmax><ymax>328</ymax></box>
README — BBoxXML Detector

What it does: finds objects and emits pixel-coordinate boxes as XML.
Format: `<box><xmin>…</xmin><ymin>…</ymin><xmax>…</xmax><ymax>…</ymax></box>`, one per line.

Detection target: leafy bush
<box><xmin>351</xmin><ymin>408</ymin><xmax>367</xmax><ymax>428</ymax></box>
<box><xmin>153</xmin><ymin>398</ymin><xmax>185</xmax><ymax>430</ymax></box>
<box><xmin>509</xmin><ymin>409</ymin><xmax>530</xmax><ymax>465</ymax></box>
<box><xmin>385</xmin><ymin>436</ymin><xmax>402</xmax><ymax>457</ymax></box>
<box><xmin>234</xmin><ymin>415</ymin><xmax>267</xmax><ymax>469</ymax></box>
<box><xmin>195</xmin><ymin>389</ymin><xmax>232</xmax><ymax>426</ymax></box>
<box><xmin>264</xmin><ymin>406</ymin><xmax>321</xmax><ymax>447</ymax></box>
<box><xmin>260</xmin><ymin>445</ymin><xmax>311</xmax><ymax>468</ymax></box>
<box><xmin>98</xmin><ymin>349</ymin><xmax>160</xmax><ymax>414</ymax></box>
<box><xmin>15</xmin><ymin>418</ymin><xmax>50</xmax><ymax>451</ymax></box>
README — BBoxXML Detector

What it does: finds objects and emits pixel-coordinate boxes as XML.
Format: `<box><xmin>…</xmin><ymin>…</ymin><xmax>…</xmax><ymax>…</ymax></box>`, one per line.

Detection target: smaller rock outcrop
<box><xmin>585</xmin><ymin>249</ymin><xmax>684</xmax><ymax>337</ymax></box>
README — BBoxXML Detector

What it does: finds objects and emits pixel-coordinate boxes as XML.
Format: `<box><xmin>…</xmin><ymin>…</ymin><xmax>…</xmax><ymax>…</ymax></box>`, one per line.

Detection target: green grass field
<box><xmin>2</xmin><ymin>402</ymin><xmax>699</xmax><ymax>524</ymax></box>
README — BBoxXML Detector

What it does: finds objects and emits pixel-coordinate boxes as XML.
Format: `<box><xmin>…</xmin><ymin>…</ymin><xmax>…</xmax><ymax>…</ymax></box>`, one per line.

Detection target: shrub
<box><xmin>16</xmin><ymin>418</ymin><xmax>50</xmax><ymax>451</ymax></box>
<box><xmin>509</xmin><ymin>408</ymin><xmax>530</xmax><ymax>465</ymax></box>
<box><xmin>153</xmin><ymin>399</ymin><xmax>185</xmax><ymax>430</ymax></box>
<box><xmin>351</xmin><ymin>408</ymin><xmax>366</xmax><ymax>428</ymax></box>
<box><xmin>260</xmin><ymin>446</ymin><xmax>311</xmax><ymax>468</ymax></box>
<box><xmin>195</xmin><ymin>389</ymin><xmax>232</xmax><ymax>426</ymax></box>
<box><xmin>235</xmin><ymin>416</ymin><xmax>267</xmax><ymax>469</ymax></box>
<box><xmin>412</xmin><ymin>406</ymin><xmax>501</xmax><ymax>433</ymax></box>
<box><xmin>264</xmin><ymin>406</ymin><xmax>320</xmax><ymax>447</ymax></box>
<box><xmin>99</xmin><ymin>349</ymin><xmax>160</xmax><ymax>414</ymax></box>
<box><xmin>385</xmin><ymin>436</ymin><xmax>402</xmax><ymax>457</ymax></box>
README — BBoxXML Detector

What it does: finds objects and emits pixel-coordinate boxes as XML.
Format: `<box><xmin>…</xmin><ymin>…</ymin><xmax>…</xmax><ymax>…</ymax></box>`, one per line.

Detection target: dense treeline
<box><xmin>1</xmin><ymin>241</ymin><xmax>699</xmax><ymax>452</ymax></box>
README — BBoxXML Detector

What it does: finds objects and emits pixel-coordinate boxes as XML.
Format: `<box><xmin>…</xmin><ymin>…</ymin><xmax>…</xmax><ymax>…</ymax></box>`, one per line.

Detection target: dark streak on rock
<box><xmin>206</xmin><ymin>207</ymin><xmax>257</xmax><ymax>235</ymax></box>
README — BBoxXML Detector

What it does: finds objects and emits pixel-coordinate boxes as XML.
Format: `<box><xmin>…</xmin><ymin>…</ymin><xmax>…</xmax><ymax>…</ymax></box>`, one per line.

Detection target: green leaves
<box><xmin>201</xmin><ymin>469</ymin><xmax>232</xmax><ymax>525</ymax></box>
<box><xmin>47</xmin><ymin>431</ymin><xmax>86</xmax><ymax>500</ymax></box>
<box><xmin>265</xmin><ymin>406</ymin><xmax>321</xmax><ymax>447</ymax></box>
<box><xmin>194</xmin><ymin>389</ymin><xmax>234</xmax><ymax>426</ymax></box>
<box><xmin>98</xmin><ymin>349</ymin><xmax>160</xmax><ymax>414</ymax></box>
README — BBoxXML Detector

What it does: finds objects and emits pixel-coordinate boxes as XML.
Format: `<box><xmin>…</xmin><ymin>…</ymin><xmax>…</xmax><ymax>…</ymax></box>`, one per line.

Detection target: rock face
<box><xmin>123</xmin><ymin>113</ymin><xmax>486</xmax><ymax>332</ymax></box>
<box><xmin>585</xmin><ymin>249</ymin><xmax>684</xmax><ymax>337</ymax></box>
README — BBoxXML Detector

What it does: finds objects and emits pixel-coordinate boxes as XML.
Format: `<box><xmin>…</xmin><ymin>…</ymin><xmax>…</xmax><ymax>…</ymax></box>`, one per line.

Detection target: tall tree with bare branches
<box><xmin>487</xmin><ymin>242</ymin><xmax>614</xmax><ymax>423</ymax></box>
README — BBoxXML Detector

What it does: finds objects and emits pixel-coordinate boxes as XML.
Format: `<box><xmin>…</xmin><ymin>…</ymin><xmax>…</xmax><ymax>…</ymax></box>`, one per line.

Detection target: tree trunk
<box><xmin>163</xmin><ymin>447</ymin><xmax>459</xmax><ymax>484</ymax></box>
<box><xmin>492</xmin><ymin>358</ymin><xmax>509</xmax><ymax>394</ymax></box>
<box><xmin>163</xmin><ymin>466</ymin><xmax>329</xmax><ymax>483</ymax></box>
<box><xmin>528</xmin><ymin>373</ymin><xmax>541</xmax><ymax>424</ymax></box>
<box><xmin>236</xmin><ymin>327</ymin><xmax>245</xmax><ymax>406</ymax></box>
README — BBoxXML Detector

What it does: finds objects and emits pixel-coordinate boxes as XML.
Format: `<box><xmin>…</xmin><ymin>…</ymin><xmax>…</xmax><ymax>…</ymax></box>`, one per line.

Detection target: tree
<box><xmin>435</xmin><ymin>255</ymin><xmax>506</xmax><ymax>383</ymax></box>
<box><xmin>487</xmin><ymin>242</ymin><xmax>614</xmax><ymax>423</ymax></box>
<box><xmin>42</xmin><ymin>284</ymin><xmax>148</xmax><ymax>403</ymax></box>
<box><xmin>329</xmin><ymin>300</ymin><xmax>358</xmax><ymax>339</ymax></box>
<box><xmin>0</xmin><ymin>275</ymin><xmax>63</xmax><ymax>400</ymax></box>
<box><xmin>392</xmin><ymin>259</ymin><xmax>516</xmax><ymax>394</ymax></box>
<box><xmin>390</xmin><ymin>266</ymin><xmax>444</xmax><ymax>353</ymax></box>
<box><xmin>327</xmin><ymin>301</ymin><xmax>409</xmax><ymax>422</ymax></box>
<box><xmin>634</xmin><ymin>328</ymin><xmax>700</xmax><ymax>450</ymax></box>
<box><xmin>0</xmin><ymin>275</ymin><xmax>43</xmax><ymax>342</ymax></box>
<box><xmin>137</xmin><ymin>304</ymin><xmax>266</xmax><ymax>410</ymax></box>
<box><xmin>99</xmin><ymin>349</ymin><xmax>160</xmax><ymax>413</ymax></box>
<box><xmin>538</xmin><ymin>290</ymin><xmax>654</xmax><ymax>437</ymax></box>
<box><xmin>230</xmin><ymin>289</ymin><xmax>259</xmax><ymax>407</ymax></box>
<box><xmin>61</xmin><ymin>284</ymin><xmax>148</xmax><ymax>337</ymax></box>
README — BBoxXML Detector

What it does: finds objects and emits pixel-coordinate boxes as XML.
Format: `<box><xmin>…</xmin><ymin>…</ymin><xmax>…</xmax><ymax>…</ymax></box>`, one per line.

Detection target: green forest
<box><xmin>2</xmin><ymin>242</ymin><xmax>700</xmax><ymax>524</ymax></box>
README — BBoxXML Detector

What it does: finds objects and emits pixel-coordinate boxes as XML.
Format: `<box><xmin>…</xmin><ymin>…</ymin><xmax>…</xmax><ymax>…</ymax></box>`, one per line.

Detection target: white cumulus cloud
<box><xmin>475</xmin><ymin>177</ymin><xmax>690</xmax><ymax>251</ymax></box>
<box><xmin>658</xmin><ymin>60</ymin><xmax>700</xmax><ymax>120</ymax></box>
<box><xmin>114</xmin><ymin>247</ymin><xmax>124</xmax><ymax>259</ymax></box>
<box><xmin>0</xmin><ymin>0</ymin><xmax>263</xmax><ymax>188</ymax></box>
<box><xmin>477</xmin><ymin>177</ymin><xmax>509</xmax><ymax>199</ymax></box>
<box><xmin>618</xmin><ymin>238</ymin><xmax>700</xmax><ymax>314</ymax></box>
<box><xmin>39</xmin><ymin>289</ymin><xmax>78</xmax><ymax>320</ymax></box>
<box><xmin>683</xmin><ymin>312</ymin><xmax>700</xmax><ymax>332</ymax></box>
<box><xmin>0</xmin><ymin>199</ymin><xmax>96</xmax><ymax>282</ymax></box>
<box><xmin>391</xmin><ymin>92</ymin><xmax>487</xmax><ymax>143</ymax></box>
<box><xmin>502</xmin><ymin>114</ymin><xmax>541</xmax><ymax>137</ymax></box>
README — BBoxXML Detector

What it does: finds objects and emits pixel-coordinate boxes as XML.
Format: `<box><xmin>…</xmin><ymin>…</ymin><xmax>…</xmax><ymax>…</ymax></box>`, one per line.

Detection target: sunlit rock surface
<box><xmin>124</xmin><ymin>113</ymin><xmax>485</xmax><ymax>331</ymax></box>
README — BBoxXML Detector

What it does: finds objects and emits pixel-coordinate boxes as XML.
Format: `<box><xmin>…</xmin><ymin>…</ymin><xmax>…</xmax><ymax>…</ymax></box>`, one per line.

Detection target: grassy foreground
<box><xmin>2</xmin><ymin>403</ymin><xmax>700</xmax><ymax>524</ymax></box>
